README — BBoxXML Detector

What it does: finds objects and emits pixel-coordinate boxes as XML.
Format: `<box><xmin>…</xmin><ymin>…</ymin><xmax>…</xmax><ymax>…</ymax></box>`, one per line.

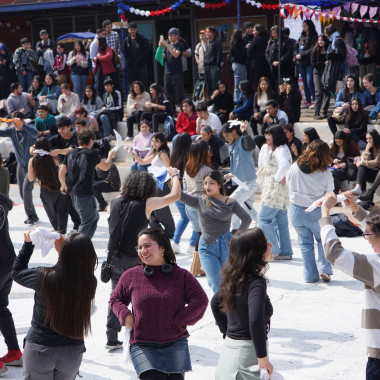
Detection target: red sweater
<box><xmin>176</xmin><ymin>112</ymin><xmax>197</xmax><ymax>135</ymax></box>
<box><xmin>110</xmin><ymin>264</ymin><xmax>208</xmax><ymax>344</ymax></box>
<box><xmin>95</xmin><ymin>46</ymin><xmax>116</xmax><ymax>75</ymax></box>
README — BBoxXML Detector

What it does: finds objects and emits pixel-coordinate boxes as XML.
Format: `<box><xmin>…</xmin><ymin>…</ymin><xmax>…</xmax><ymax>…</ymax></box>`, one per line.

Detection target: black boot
<box><xmin>359</xmin><ymin>189</ymin><xmax>375</xmax><ymax>202</ymax></box>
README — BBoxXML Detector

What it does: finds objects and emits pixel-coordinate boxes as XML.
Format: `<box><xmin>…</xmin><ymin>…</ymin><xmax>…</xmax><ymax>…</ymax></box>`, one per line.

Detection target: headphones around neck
<box><xmin>143</xmin><ymin>263</ymin><xmax>173</xmax><ymax>278</ymax></box>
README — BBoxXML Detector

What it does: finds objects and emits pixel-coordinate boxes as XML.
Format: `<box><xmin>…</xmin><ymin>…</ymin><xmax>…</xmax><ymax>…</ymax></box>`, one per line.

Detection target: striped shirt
<box><xmin>320</xmin><ymin>208</ymin><xmax>380</xmax><ymax>359</ymax></box>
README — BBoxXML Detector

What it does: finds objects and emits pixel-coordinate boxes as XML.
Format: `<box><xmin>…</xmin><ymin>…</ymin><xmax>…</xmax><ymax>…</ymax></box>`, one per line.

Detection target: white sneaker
<box><xmin>125</xmin><ymin>136</ymin><xmax>133</xmax><ymax>141</ymax></box>
<box><xmin>351</xmin><ymin>185</ymin><xmax>362</xmax><ymax>195</ymax></box>
<box><xmin>187</xmin><ymin>245</ymin><xmax>195</xmax><ymax>254</ymax></box>
<box><xmin>171</xmin><ymin>241</ymin><xmax>180</xmax><ymax>254</ymax></box>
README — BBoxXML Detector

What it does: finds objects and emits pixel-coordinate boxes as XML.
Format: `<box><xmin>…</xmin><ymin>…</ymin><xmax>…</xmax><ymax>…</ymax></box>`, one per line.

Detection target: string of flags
<box><xmin>118</xmin><ymin>0</ymin><xmax>278</xmax><ymax>18</ymax></box>
<box><xmin>281</xmin><ymin>3</ymin><xmax>380</xmax><ymax>24</ymax></box>
<box><xmin>0</xmin><ymin>19</ymin><xmax>31</xmax><ymax>34</ymax></box>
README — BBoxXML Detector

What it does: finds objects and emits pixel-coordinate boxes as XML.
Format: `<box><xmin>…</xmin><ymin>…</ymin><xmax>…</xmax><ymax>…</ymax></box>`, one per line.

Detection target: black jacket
<box><xmin>311</xmin><ymin>49</ymin><xmax>327</xmax><ymax>70</ymax></box>
<box><xmin>295</xmin><ymin>32</ymin><xmax>318</xmax><ymax>66</ymax></box>
<box><xmin>278</xmin><ymin>89</ymin><xmax>302</xmax><ymax>124</ymax></box>
<box><xmin>247</xmin><ymin>35</ymin><xmax>270</xmax><ymax>71</ymax></box>
<box><xmin>208</xmin><ymin>91</ymin><xmax>234</xmax><ymax>114</ymax></box>
<box><xmin>204</xmin><ymin>38</ymin><xmax>223</xmax><ymax>67</ymax></box>
<box><xmin>124</xmin><ymin>33</ymin><xmax>149</xmax><ymax>67</ymax></box>
<box><xmin>229</xmin><ymin>41</ymin><xmax>247</xmax><ymax>65</ymax></box>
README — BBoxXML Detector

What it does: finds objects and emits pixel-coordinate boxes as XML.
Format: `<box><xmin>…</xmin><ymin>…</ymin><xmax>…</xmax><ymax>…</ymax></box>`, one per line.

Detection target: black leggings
<box><xmin>140</xmin><ymin>370</ymin><xmax>184</xmax><ymax>380</ymax></box>
<box><xmin>357</xmin><ymin>166</ymin><xmax>379</xmax><ymax>192</ymax></box>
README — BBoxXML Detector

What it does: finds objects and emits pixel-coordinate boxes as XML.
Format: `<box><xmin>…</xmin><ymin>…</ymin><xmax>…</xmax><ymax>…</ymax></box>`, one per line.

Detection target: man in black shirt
<box><xmin>283</xmin><ymin>124</ymin><xmax>303</xmax><ymax>162</ymax></box>
<box><xmin>159</xmin><ymin>27</ymin><xmax>185</xmax><ymax>105</ymax></box>
<box><xmin>124</xmin><ymin>22</ymin><xmax>149</xmax><ymax>87</ymax></box>
<box><xmin>0</xmin><ymin>193</ymin><xmax>22</xmax><ymax>371</ymax></box>
<box><xmin>59</xmin><ymin>129</ymin><xmax>115</xmax><ymax>238</ymax></box>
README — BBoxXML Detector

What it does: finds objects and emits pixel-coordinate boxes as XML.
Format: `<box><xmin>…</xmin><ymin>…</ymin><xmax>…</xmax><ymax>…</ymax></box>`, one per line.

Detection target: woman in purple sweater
<box><xmin>110</xmin><ymin>227</ymin><xmax>208</xmax><ymax>380</ymax></box>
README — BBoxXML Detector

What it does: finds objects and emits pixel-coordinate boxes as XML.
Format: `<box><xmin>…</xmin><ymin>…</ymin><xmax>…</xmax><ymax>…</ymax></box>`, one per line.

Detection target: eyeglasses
<box><xmin>135</xmin><ymin>241</ymin><xmax>156</xmax><ymax>252</ymax></box>
<box><xmin>363</xmin><ymin>233</ymin><xmax>375</xmax><ymax>240</ymax></box>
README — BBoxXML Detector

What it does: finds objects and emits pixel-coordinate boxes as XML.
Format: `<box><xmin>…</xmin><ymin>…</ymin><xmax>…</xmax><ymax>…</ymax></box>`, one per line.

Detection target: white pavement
<box><xmin>2</xmin><ymin>184</ymin><xmax>370</xmax><ymax>379</ymax></box>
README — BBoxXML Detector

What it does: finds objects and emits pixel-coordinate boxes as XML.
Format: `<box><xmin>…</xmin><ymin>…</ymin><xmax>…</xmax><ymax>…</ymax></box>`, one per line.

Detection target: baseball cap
<box><xmin>40</xmin><ymin>29</ymin><xmax>48</xmax><ymax>35</ymax></box>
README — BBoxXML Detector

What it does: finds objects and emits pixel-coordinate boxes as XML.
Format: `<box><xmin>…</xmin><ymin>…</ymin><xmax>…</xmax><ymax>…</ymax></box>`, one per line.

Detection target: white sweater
<box><xmin>286</xmin><ymin>162</ymin><xmax>334</xmax><ymax>207</ymax></box>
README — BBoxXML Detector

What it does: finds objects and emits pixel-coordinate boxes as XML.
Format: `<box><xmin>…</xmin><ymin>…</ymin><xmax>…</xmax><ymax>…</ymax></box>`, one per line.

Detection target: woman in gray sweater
<box><xmin>180</xmin><ymin>170</ymin><xmax>251</xmax><ymax>293</ymax></box>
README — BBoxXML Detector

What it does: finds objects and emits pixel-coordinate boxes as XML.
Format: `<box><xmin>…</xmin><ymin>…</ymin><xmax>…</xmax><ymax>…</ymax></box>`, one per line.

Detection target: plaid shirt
<box><xmin>106</xmin><ymin>31</ymin><xmax>121</xmax><ymax>53</ymax></box>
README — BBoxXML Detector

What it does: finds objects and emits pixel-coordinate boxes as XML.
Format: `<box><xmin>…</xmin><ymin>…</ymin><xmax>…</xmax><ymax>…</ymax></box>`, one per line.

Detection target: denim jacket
<box><xmin>361</xmin><ymin>88</ymin><xmax>380</xmax><ymax>120</ymax></box>
<box><xmin>228</xmin><ymin>132</ymin><xmax>257</xmax><ymax>183</ymax></box>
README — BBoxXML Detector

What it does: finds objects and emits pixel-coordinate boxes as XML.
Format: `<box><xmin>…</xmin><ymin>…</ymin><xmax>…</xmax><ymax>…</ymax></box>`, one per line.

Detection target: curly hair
<box><xmin>32</xmin><ymin>137</ymin><xmax>61</xmax><ymax>192</ymax></box>
<box><xmin>219</xmin><ymin>228</ymin><xmax>269</xmax><ymax>312</ymax></box>
<box><xmin>297</xmin><ymin>139</ymin><xmax>331</xmax><ymax>173</ymax></box>
<box><xmin>121</xmin><ymin>171</ymin><xmax>156</xmax><ymax>200</ymax></box>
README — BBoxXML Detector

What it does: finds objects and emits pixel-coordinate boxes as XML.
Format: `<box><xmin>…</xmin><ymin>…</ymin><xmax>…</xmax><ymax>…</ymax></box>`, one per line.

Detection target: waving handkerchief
<box><xmin>112</xmin><ymin>129</ymin><xmax>123</xmax><ymax>152</ymax></box>
<box><xmin>30</xmin><ymin>227</ymin><xmax>60</xmax><ymax>257</ymax></box>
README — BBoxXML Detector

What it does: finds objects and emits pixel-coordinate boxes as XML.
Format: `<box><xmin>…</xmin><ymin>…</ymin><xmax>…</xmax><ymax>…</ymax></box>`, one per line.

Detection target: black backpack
<box><xmin>331</xmin><ymin>213</ymin><xmax>363</xmax><ymax>238</ymax></box>
<box><xmin>3</xmin><ymin>152</ymin><xmax>17</xmax><ymax>184</ymax></box>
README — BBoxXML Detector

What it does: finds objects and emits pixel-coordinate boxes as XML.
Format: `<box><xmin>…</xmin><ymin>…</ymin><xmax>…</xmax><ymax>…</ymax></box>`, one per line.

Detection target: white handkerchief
<box><xmin>112</xmin><ymin>129</ymin><xmax>123</xmax><ymax>152</ymax></box>
<box><xmin>30</xmin><ymin>227</ymin><xmax>60</xmax><ymax>257</ymax></box>
<box><xmin>121</xmin><ymin>327</ymin><xmax>132</xmax><ymax>364</ymax></box>
<box><xmin>224</xmin><ymin>173</ymin><xmax>249</xmax><ymax>190</ymax></box>
<box><xmin>34</xmin><ymin>149</ymin><xmax>50</xmax><ymax>156</ymax></box>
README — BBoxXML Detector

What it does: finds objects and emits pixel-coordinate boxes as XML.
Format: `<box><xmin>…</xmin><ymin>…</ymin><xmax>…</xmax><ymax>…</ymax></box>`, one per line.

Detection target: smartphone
<box><xmin>160</xmin><ymin>35</ymin><xmax>164</xmax><ymax>40</ymax></box>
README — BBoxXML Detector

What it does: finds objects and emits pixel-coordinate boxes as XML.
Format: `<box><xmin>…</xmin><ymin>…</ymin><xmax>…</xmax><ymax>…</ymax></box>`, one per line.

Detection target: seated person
<box><xmin>229</xmin><ymin>80</ymin><xmax>253</xmax><ymax>122</ymax></box>
<box><xmin>81</xmin><ymin>86</ymin><xmax>104</xmax><ymax>117</ymax></box>
<box><xmin>35</xmin><ymin>105</ymin><xmax>57</xmax><ymax>138</ymax></box>
<box><xmin>254</xmin><ymin>99</ymin><xmax>288</xmax><ymax>149</ymax></box>
<box><xmin>329</xmin><ymin>131</ymin><xmax>360</xmax><ymax>194</ymax></box>
<box><xmin>249</xmin><ymin>76</ymin><xmax>277</xmax><ymax>135</ymax></box>
<box><xmin>196</xmin><ymin>100</ymin><xmax>222</xmax><ymax>135</ymax></box>
<box><xmin>56</xmin><ymin>83</ymin><xmax>80</xmax><ymax>120</ymax></box>
<box><xmin>328</xmin><ymin>97</ymin><xmax>368</xmax><ymax>150</ymax></box>
<box><xmin>278</xmin><ymin>78</ymin><xmax>301</xmax><ymax>124</ymax></box>
<box><xmin>131</xmin><ymin>120</ymin><xmax>153</xmax><ymax>172</ymax></box>
<box><xmin>361</xmin><ymin>73</ymin><xmax>380</xmax><ymax>121</ymax></box>
<box><xmin>97</xmin><ymin>78</ymin><xmax>123</xmax><ymax>138</ymax></box>
<box><xmin>93</xmin><ymin>163</ymin><xmax>121</xmax><ymax>212</ymax></box>
<box><xmin>37</xmin><ymin>74</ymin><xmax>60</xmax><ymax>115</ymax></box>
<box><xmin>28</xmin><ymin>75</ymin><xmax>43</xmax><ymax>111</ymax></box>
<box><xmin>141</xmin><ymin>83</ymin><xmax>172</xmax><ymax>133</ymax></box>
<box><xmin>282</xmin><ymin>124</ymin><xmax>302</xmax><ymax>162</ymax></box>
<box><xmin>208</xmin><ymin>80</ymin><xmax>234</xmax><ymax>125</ymax></box>
<box><xmin>6</xmin><ymin>82</ymin><xmax>35</xmax><ymax>119</ymax></box>
<box><xmin>335</xmin><ymin>74</ymin><xmax>362</xmax><ymax>108</ymax></box>
<box><xmin>197</xmin><ymin>125</ymin><xmax>224</xmax><ymax>169</ymax></box>
<box><xmin>74</xmin><ymin>106</ymin><xmax>98</xmax><ymax>133</ymax></box>
<box><xmin>175</xmin><ymin>98</ymin><xmax>197</xmax><ymax>137</ymax></box>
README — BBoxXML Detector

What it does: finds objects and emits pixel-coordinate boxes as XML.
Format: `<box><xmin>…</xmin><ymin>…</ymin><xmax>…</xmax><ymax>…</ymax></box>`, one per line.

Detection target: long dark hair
<box><xmin>331</xmin><ymin>131</ymin><xmax>351</xmax><ymax>157</ymax></box>
<box><xmin>220</xmin><ymin>228</ymin><xmax>268</xmax><ymax>312</ymax></box>
<box><xmin>130</xmin><ymin>80</ymin><xmax>145</xmax><ymax>98</ymax></box>
<box><xmin>312</xmin><ymin>34</ymin><xmax>329</xmax><ymax>58</ymax></box>
<box><xmin>266</xmin><ymin>125</ymin><xmax>288</xmax><ymax>148</ymax></box>
<box><xmin>185</xmin><ymin>140</ymin><xmax>211</xmax><ymax>178</ymax></box>
<box><xmin>32</xmin><ymin>138</ymin><xmax>61</xmax><ymax>192</ymax></box>
<box><xmin>257</xmin><ymin>76</ymin><xmax>272</xmax><ymax>99</ymax></box>
<box><xmin>72</xmin><ymin>40</ymin><xmax>86</xmax><ymax>56</ymax></box>
<box><xmin>203</xmin><ymin>170</ymin><xmax>225</xmax><ymax>206</ymax></box>
<box><xmin>44</xmin><ymin>73</ymin><xmax>57</xmax><ymax>88</ymax></box>
<box><xmin>39</xmin><ymin>233</ymin><xmax>97</xmax><ymax>339</ymax></box>
<box><xmin>231</xmin><ymin>29</ymin><xmax>243</xmax><ymax>46</ymax></box>
<box><xmin>98</xmin><ymin>37</ymin><xmax>107</xmax><ymax>55</ymax></box>
<box><xmin>82</xmin><ymin>85</ymin><xmax>97</xmax><ymax>105</ymax></box>
<box><xmin>367</xmin><ymin>129</ymin><xmax>380</xmax><ymax>150</ymax></box>
<box><xmin>346</xmin><ymin>97</ymin><xmax>364</xmax><ymax>125</ymax></box>
<box><xmin>181</xmin><ymin>98</ymin><xmax>196</xmax><ymax>114</ymax></box>
<box><xmin>121</xmin><ymin>171</ymin><xmax>156</xmax><ymax>200</ymax></box>
<box><xmin>137</xmin><ymin>227</ymin><xmax>176</xmax><ymax>264</ymax></box>
<box><xmin>170</xmin><ymin>133</ymin><xmax>192</xmax><ymax>178</ymax></box>
<box><xmin>302</xmin><ymin>20</ymin><xmax>317</xmax><ymax>37</ymax></box>
<box><xmin>152</xmin><ymin>132</ymin><xmax>170</xmax><ymax>156</ymax></box>
<box><xmin>239</xmin><ymin>80</ymin><xmax>253</xmax><ymax>104</ymax></box>
<box><xmin>303</xmin><ymin>127</ymin><xmax>320</xmax><ymax>145</ymax></box>
<box><xmin>343</xmin><ymin>74</ymin><xmax>361</xmax><ymax>101</ymax></box>
<box><xmin>149</xmin><ymin>82</ymin><xmax>163</xmax><ymax>104</ymax></box>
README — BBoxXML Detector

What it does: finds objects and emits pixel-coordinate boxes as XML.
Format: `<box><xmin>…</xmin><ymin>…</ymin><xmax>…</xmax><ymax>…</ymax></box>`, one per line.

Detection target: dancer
<box><xmin>110</xmin><ymin>227</ymin><xmax>208</xmax><ymax>380</ymax></box>
<box><xmin>211</xmin><ymin>228</ymin><xmax>274</xmax><ymax>378</ymax></box>
<box><xmin>180</xmin><ymin>170</ymin><xmax>251</xmax><ymax>292</ymax></box>
<box><xmin>12</xmin><ymin>232</ymin><xmax>97</xmax><ymax>379</ymax></box>
<box><xmin>106</xmin><ymin>169</ymin><xmax>180</xmax><ymax>350</ymax></box>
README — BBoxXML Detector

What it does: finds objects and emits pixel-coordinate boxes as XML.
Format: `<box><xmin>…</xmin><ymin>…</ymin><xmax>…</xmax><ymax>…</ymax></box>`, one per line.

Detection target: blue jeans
<box><xmin>100</xmin><ymin>114</ymin><xmax>113</xmax><ymax>137</ymax></box>
<box><xmin>70</xmin><ymin>74</ymin><xmax>88</xmax><ymax>101</ymax></box>
<box><xmin>198</xmin><ymin>231</ymin><xmax>232</xmax><ymax>293</ymax></box>
<box><xmin>173</xmin><ymin>200</ymin><xmax>198</xmax><ymax>246</ymax></box>
<box><xmin>298</xmin><ymin>65</ymin><xmax>315</xmax><ymax>103</ymax></box>
<box><xmin>130</xmin><ymin>162</ymin><xmax>150</xmax><ymax>172</ymax></box>
<box><xmin>258</xmin><ymin>205</ymin><xmax>293</xmax><ymax>257</ymax></box>
<box><xmin>185</xmin><ymin>205</ymin><xmax>200</xmax><ymax>232</ymax></box>
<box><xmin>289</xmin><ymin>203</ymin><xmax>332</xmax><ymax>282</ymax></box>
<box><xmin>17</xmin><ymin>70</ymin><xmax>34</xmax><ymax>92</ymax></box>
<box><xmin>230</xmin><ymin>180</ymin><xmax>257</xmax><ymax>229</ymax></box>
<box><xmin>71</xmin><ymin>194</ymin><xmax>99</xmax><ymax>238</ymax></box>
<box><xmin>232</xmin><ymin>62</ymin><xmax>247</xmax><ymax>102</ymax></box>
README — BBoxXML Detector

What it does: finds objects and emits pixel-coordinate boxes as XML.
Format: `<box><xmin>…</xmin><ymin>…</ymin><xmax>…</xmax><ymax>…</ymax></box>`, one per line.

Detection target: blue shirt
<box><xmin>0</xmin><ymin>123</ymin><xmax>38</xmax><ymax>167</ymax></box>
<box><xmin>361</xmin><ymin>88</ymin><xmax>380</xmax><ymax>120</ymax></box>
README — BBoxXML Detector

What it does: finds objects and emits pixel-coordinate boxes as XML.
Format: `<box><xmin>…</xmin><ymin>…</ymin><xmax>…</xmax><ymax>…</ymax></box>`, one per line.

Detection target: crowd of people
<box><xmin>1</xmin><ymin>16</ymin><xmax>380</xmax><ymax>380</ymax></box>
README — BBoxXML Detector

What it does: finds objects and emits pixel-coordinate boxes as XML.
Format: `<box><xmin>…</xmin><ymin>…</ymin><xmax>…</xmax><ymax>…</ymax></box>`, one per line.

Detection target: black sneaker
<box><xmin>105</xmin><ymin>340</ymin><xmax>123</xmax><ymax>351</ymax></box>
<box><xmin>24</xmin><ymin>217</ymin><xmax>39</xmax><ymax>225</ymax></box>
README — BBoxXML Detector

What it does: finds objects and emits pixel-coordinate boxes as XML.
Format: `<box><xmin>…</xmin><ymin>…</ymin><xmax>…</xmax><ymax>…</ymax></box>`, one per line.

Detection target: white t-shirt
<box><xmin>197</xmin><ymin>112</ymin><xmax>222</xmax><ymax>134</ymax></box>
